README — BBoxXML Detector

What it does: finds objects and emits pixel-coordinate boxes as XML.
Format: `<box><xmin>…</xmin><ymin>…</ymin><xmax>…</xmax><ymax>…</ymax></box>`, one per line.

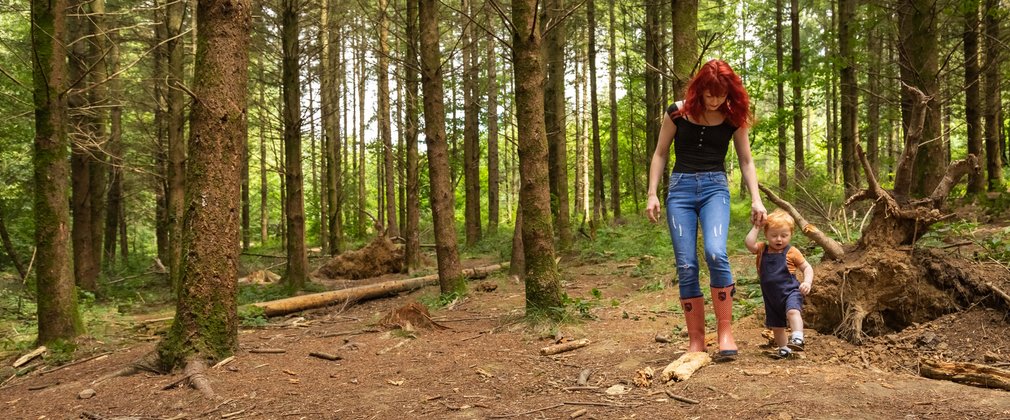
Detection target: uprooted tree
<box><xmin>762</xmin><ymin>86</ymin><xmax>1010</xmax><ymax>343</ymax></box>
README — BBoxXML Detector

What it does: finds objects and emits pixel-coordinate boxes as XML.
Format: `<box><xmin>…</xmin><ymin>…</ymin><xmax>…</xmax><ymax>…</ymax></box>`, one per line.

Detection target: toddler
<box><xmin>745</xmin><ymin>209</ymin><xmax>813</xmax><ymax>358</ymax></box>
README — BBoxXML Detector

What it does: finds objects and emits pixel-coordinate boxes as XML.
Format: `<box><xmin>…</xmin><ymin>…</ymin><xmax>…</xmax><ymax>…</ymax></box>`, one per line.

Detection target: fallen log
<box><xmin>919</xmin><ymin>359</ymin><xmax>1010</xmax><ymax>391</ymax></box>
<box><xmin>13</xmin><ymin>346</ymin><xmax>47</xmax><ymax>368</ymax></box>
<box><xmin>661</xmin><ymin>351</ymin><xmax>711</xmax><ymax>382</ymax></box>
<box><xmin>248</xmin><ymin>263</ymin><xmax>508</xmax><ymax>317</ymax></box>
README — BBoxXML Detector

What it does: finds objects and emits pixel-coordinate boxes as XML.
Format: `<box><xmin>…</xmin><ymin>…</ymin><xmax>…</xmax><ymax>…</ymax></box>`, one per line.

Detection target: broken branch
<box><xmin>758</xmin><ymin>184</ymin><xmax>846</xmax><ymax>261</ymax></box>
<box><xmin>540</xmin><ymin>339</ymin><xmax>590</xmax><ymax>356</ymax></box>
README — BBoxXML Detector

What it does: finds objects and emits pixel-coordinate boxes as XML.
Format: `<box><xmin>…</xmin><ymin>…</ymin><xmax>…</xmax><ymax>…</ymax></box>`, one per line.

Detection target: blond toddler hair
<box><xmin>764</xmin><ymin>209</ymin><xmax>795</xmax><ymax>233</ymax></box>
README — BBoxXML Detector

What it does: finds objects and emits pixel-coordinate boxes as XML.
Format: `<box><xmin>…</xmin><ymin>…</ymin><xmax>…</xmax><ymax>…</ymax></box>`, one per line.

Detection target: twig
<box><xmin>665</xmin><ymin>389</ymin><xmax>700</xmax><ymax>404</ymax></box>
<box><xmin>309</xmin><ymin>352</ymin><xmax>342</xmax><ymax>361</ymax></box>
<box><xmin>249</xmin><ymin>348</ymin><xmax>286</xmax><ymax>354</ymax></box>
<box><xmin>39</xmin><ymin>352</ymin><xmax>111</xmax><ymax>376</ymax></box>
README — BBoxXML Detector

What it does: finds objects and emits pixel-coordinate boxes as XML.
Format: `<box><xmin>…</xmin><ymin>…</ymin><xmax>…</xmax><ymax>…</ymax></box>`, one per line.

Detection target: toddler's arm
<box><xmin>799</xmin><ymin>261</ymin><xmax>814</xmax><ymax>295</ymax></box>
<box><xmin>745</xmin><ymin>225</ymin><xmax>761</xmax><ymax>254</ymax></box>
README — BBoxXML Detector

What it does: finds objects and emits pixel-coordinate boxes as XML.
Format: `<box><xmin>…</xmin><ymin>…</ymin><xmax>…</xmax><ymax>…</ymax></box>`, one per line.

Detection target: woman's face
<box><xmin>702</xmin><ymin>90</ymin><xmax>728</xmax><ymax>111</ymax></box>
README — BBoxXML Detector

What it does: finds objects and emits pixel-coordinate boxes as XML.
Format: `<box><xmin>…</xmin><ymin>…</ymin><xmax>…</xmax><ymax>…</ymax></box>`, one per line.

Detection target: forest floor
<box><xmin>2</xmin><ymin>228</ymin><xmax>1010</xmax><ymax>419</ymax></box>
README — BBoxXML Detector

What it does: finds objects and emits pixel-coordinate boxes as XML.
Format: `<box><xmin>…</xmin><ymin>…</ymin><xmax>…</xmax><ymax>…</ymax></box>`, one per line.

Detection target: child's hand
<box><xmin>799</xmin><ymin>281</ymin><xmax>812</xmax><ymax>295</ymax></box>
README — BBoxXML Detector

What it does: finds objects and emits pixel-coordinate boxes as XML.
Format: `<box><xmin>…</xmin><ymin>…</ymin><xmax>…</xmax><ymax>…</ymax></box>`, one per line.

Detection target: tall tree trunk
<box><xmin>670</xmin><ymin>0</ymin><xmax>697</xmax><ymax>99</ymax></box>
<box><xmin>0</xmin><ymin>201</ymin><xmax>27</xmax><ymax>279</ymax></box>
<box><xmin>157</xmin><ymin>0</ymin><xmax>250</xmax><ymax>369</ymax></box>
<box><xmin>404</xmin><ymin>0</ymin><xmax>421</xmax><ymax>269</ymax></box>
<box><xmin>588</xmin><ymin>0</ymin><xmax>605</xmax><ymax>223</ymax></box>
<box><xmin>310</xmin><ymin>81</ymin><xmax>323</xmax><ymax>252</ymax></box>
<box><xmin>866</xmin><ymin>21</ymin><xmax>882</xmax><ymax>179</ymax></box>
<box><xmin>154</xmin><ymin>0</ymin><xmax>169</xmax><ymax>266</ymax></box>
<box><xmin>104</xmin><ymin>36</ymin><xmax>124</xmax><ymax>267</ymax></box>
<box><xmin>462</xmin><ymin>0</ymin><xmax>481</xmax><ymax>246</ymax></box>
<box><xmin>543</xmin><ymin>0</ymin><xmax>570</xmax><ymax>248</ymax></box>
<box><xmin>607</xmin><ymin>0</ymin><xmax>620</xmax><ymax>219</ymax></box>
<box><xmin>644</xmin><ymin>1</ymin><xmax>659</xmax><ymax>178</ymax></box>
<box><xmin>512</xmin><ymin>0</ymin><xmax>563</xmax><ymax>317</ymax></box>
<box><xmin>790</xmin><ymin>0</ymin><xmax>805</xmax><ymax>179</ymax></box>
<box><xmin>378</xmin><ymin>0</ymin><xmax>398</xmax><ymax>238</ymax></box>
<box><xmin>282</xmin><ymin>0</ymin><xmax>308</xmax><ymax>290</ymax></box>
<box><xmin>486</xmin><ymin>7</ymin><xmax>500</xmax><ymax>234</ymax></box>
<box><xmin>897</xmin><ymin>0</ymin><xmax>944</xmax><ymax>197</ymax></box>
<box><xmin>321</xmin><ymin>0</ymin><xmax>336</xmax><ymax>253</ymax></box>
<box><xmin>32</xmin><ymin>0</ymin><xmax>84</xmax><ymax>344</ymax></box>
<box><xmin>839</xmin><ymin>0</ymin><xmax>859</xmax><ymax>195</ymax></box>
<box><xmin>964</xmin><ymin>0</ymin><xmax>983</xmax><ymax>194</ymax></box>
<box><xmin>419</xmin><ymin>0</ymin><xmax>464</xmax><ymax>294</ymax></box>
<box><xmin>69</xmin><ymin>0</ymin><xmax>101</xmax><ymax>292</ymax></box>
<box><xmin>357</xmin><ymin>31</ymin><xmax>367</xmax><ymax>237</ymax></box>
<box><xmin>775</xmin><ymin>0</ymin><xmax>787</xmax><ymax>190</ymax></box>
<box><xmin>166</xmin><ymin>0</ymin><xmax>187</xmax><ymax>290</ymax></box>
<box><xmin>982</xmin><ymin>0</ymin><xmax>1004</xmax><ymax>192</ymax></box>
<box><xmin>574</xmin><ymin>41</ymin><xmax>586</xmax><ymax>219</ymax></box>
<box><xmin>258</xmin><ymin>55</ymin><xmax>268</xmax><ymax>245</ymax></box>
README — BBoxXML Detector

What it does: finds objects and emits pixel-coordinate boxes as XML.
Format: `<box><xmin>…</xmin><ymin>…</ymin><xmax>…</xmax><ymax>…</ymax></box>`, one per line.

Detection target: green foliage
<box><xmin>237</xmin><ymin>283</ymin><xmax>292</xmax><ymax>306</ymax></box>
<box><xmin>238</xmin><ymin>304</ymin><xmax>268</xmax><ymax>327</ymax></box>
<box><xmin>419</xmin><ymin>288</ymin><xmax>467</xmax><ymax>309</ymax></box>
<box><xmin>45</xmin><ymin>338</ymin><xmax>77</xmax><ymax>365</ymax></box>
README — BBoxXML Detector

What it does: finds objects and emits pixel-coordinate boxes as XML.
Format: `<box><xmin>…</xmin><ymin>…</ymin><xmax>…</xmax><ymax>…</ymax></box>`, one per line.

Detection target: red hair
<box><xmin>672</xmin><ymin>59</ymin><xmax>752</xmax><ymax>129</ymax></box>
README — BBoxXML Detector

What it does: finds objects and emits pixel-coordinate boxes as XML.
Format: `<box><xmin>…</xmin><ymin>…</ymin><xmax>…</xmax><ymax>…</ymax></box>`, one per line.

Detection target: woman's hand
<box><xmin>751</xmin><ymin>200</ymin><xmax>767</xmax><ymax>226</ymax></box>
<box><xmin>646</xmin><ymin>194</ymin><xmax>662</xmax><ymax>223</ymax></box>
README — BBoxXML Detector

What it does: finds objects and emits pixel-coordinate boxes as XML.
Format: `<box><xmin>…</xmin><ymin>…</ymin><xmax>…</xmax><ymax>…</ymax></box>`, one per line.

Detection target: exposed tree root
<box><xmin>184</xmin><ymin>359</ymin><xmax>217</xmax><ymax>400</ymax></box>
<box><xmin>91</xmin><ymin>352</ymin><xmax>160</xmax><ymax>385</ymax></box>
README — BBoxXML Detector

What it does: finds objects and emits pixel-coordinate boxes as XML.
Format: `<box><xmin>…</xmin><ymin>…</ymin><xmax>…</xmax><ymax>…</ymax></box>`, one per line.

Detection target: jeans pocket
<box><xmin>667</xmin><ymin>173</ymin><xmax>684</xmax><ymax>194</ymax></box>
<box><xmin>712</xmin><ymin>173</ymin><xmax>729</xmax><ymax>186</ymax></box>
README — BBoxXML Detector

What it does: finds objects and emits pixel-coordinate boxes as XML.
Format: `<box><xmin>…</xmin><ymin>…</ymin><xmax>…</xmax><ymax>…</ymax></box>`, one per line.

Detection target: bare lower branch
<box><xmin>928</xmin><ymin>155</ymin><xmax>981</xmax><ymax>205</ymax></box>
<box><xmin>758</xmin><ymin>184</ymin><xmax>846</xmax><ymax>261</ymax></box>
<box><xmin>892</xmin><ymin>84</ymin><xmax>930</xmax><ymax>198</ymax></box>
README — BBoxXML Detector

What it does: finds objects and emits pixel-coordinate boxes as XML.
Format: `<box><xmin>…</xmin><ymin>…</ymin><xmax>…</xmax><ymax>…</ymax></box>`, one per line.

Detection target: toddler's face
<box><xmin>764</xmin><ymin>226</ymin><xmax>792</xmax><ymax>252</ymax></box>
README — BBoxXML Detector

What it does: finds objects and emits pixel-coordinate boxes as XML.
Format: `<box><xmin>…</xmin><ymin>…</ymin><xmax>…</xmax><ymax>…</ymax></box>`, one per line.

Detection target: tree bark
<box><xmin>166</xmin><ymin>0</ymin><xmax>187</xmax><ymax>291</ymax></box>
<box><xmin>32</xmin><ymin>0</ymin><xmax>84</xmax><ymax>344</ymax></box>
<box><xmin>776</xmin><ymin>0</ymin><xmax>787</xmax><ymax>190</ymax></box>
<box><xmin>104</xmin><ymin>32</ymin><xmax>124</xmax><ymax>267</ymax></box>
<box><xmin>0</xmin><ymin>200</ymin><xmax>27</xmax><ymax>281</ymax></box>
<box><xmin>607</xmin><ymin>0</ymin><xmax>620</xmax><ymax>219</ymax></box>
<box><xmin>462</xmin><ymin>0</ymin><xmax>481</xmax><ymax>246</ymax></box>
<box><xmin>486</xmin><ymin>6</ymin><xmax>500</xmax><ymax>234</ymax></box>
<box><xmin>588</xmin><ymin>0</ymin><xmax>605</xmax><ymax>224</ymax></box>
<box><xmin>377</xmin><ymin>0</ymin><xmax>398</xmax><ymax>238</ymax></box>
<box><xmin>419</xmin><ymin>0</ymin><xmax>464</xmax><ymax>294</ymax></box>
<box><xmin>982</xmin><ymin>0</ymin><xmax>1003</xmax><ymax>192</ymax></box>
<box><xmin>790</xmin><ymin>0</ymin><xmax>804</xmax><ymax>179</ymax></box>
<box><xmin>282</xmin><ymin>0</ymin><xmax>308</xmax><ymax>290</ymax></box>
<box><xmin>866</xmin><ymin>21</ymin><xmax>881</xmax><ymax>179</ymax></box>
<box><xmin>68</xmin><ymin>0</ymin><xmax>102</xmax><ymax>292</ymax></box>
<box><xmin>898</xmin><ymin>0</ymin><xmax>944</xmax><ymax>197</ymax></box>
<box><xmin>404</xmin><ymin>0</ymin><xmax>421</xmax><ymax>270</ymax></box>
<box><xmin>543</xmin><ymin>0</ymin><xmax>570</xmax><ymax>249</ymax></box>
<box><xmin>839</xmin><ymin>0</ymin><xmax>859</xmax><ymax>195</ymax></box>
<box><xmin>670</xmin><ymin>0</ymin><xmax>697</xmax><ymax>100</ymax></box>
<box><xmin>512</xmin><ymin>0</ymin><xmax>564</xmax><ymax>316</ymax></box>
<box><xmin>258</xmin><ymin>54</ymin><xmax>269</xmax><ymax>245</ymax></box>
<box><xmin>964</xmin><ymin>0</ymin><xmax>983</xmax><ymax>194</ymax></box>
<box><xmin>157</xmin><ymin>0</ymin><xmax>250</xmax><ymax>370</ymax></box>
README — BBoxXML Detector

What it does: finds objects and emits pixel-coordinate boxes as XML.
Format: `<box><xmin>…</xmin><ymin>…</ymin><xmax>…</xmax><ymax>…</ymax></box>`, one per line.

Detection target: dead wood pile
<box><xmin>315</xmin><ymin>235</ymin><xmax>404</xmax><ymax>280</ymax></box>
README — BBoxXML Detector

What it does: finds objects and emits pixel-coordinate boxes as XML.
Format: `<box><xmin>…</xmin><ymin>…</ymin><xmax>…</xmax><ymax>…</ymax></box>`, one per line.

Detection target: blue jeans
<box><xmin>665</xmin><ymin>172</ymin><xmax>734</xmax><ymax>299</ymax></box>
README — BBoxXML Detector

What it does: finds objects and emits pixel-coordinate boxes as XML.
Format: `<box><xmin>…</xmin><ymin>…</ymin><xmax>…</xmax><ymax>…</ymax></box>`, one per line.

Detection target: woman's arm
<box><xmin>646</xmin><ymin>112</ymin><xmax>678</xmax><ymax>223</ymax></box>
<box><xmin>732</xmin><ymin>126</ymin><xmax>767</xmax><ymax>226</ymax></box>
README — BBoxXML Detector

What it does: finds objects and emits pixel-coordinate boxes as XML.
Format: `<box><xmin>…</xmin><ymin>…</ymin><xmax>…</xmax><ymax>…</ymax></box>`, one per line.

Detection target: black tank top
<box><xmin>666</xmin><ymin>103</ymin><xmax>738</xmax><ymax>173</ymax></box>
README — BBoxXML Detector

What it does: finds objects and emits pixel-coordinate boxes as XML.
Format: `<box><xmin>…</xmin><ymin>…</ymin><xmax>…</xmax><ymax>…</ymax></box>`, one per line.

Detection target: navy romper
<box><xmin>759</xmin><ymin>245</ymin><xmax>804</xmax><ymax>328</ymax></box>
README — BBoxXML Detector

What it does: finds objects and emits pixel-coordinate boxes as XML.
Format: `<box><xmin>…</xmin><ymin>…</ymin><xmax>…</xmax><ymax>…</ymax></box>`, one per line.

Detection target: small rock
<box><xmin>78</xmin><ymin>389</ymin><xmax>96</xmax><ymax>399</ymax></box>
<box><xmin>655</xmin><ymin>333</ymin><xmax>672</xmax><ymax>343</ymax></box>
<box><xmin>605</xmin><ymin>384</ymin><xmax>629</xmax><ymax>395</ymax></box>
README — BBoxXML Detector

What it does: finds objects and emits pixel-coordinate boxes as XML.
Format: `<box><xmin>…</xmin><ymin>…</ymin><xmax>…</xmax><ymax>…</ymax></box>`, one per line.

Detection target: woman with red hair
<box><xmin>645</xmin><ymin>59</ymin><xmax>766</xmax><ymax>360</ymax></box>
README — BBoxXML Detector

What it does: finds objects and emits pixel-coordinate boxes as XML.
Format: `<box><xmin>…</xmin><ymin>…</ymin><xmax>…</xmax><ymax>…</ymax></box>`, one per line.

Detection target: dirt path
<box><xmin>2</xmin><ymin>256</ymin><xmax>1009</xmax><ymax>419</ymax></box>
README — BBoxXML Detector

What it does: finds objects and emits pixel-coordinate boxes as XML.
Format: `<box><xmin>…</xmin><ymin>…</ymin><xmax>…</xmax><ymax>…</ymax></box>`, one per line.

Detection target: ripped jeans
<box><xmin>665</xmin><ymin>171</ymin><xmax>734</xmax><ymax>299</ymax></box>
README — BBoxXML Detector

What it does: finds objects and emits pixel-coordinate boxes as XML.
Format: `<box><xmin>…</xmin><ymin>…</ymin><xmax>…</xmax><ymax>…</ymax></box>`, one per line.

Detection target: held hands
<box><xmin>646</xmin><ymin>195</ymin><xmax>662</xmax><ymax>223</ymax></box>
<box><xmin>751</xmin><ymin>201</ymin><xmax>767</xmax><ymax>227</ymax></box>
<box><xmin>799</xmin><ymin>280</ymin><xmax>812</xmax><ymax>295</ymax></box>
